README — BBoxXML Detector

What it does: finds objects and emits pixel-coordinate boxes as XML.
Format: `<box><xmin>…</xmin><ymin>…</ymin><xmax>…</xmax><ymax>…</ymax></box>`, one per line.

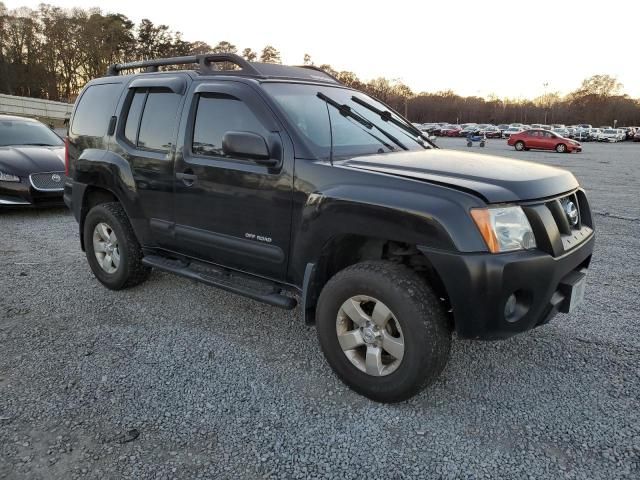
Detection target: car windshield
<box><xmin>263</xmin><ymin>83</ymin><xmax>427</xmax><ymax>160</ymax></box>
<box><xmin>0</xmin><ymin>119</ymin><xmax>63</xmax><ymax>147</ymax></box>
<box><xmin>604</xmin><ymin>129</ymin><xmax>616</xmax><ymax>134</ymax></box>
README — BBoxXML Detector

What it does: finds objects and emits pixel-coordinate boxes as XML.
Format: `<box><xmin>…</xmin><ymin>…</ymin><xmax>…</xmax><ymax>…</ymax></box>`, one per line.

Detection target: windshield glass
<box><xmin>0</xmin><ymin>119</ymin><xmax>63</xmax><ymax>147</ymax></box>
<box><xmin>263</xmin><ymin>83</ymin><xmax>426</xmax><ymax>160</ymax></box>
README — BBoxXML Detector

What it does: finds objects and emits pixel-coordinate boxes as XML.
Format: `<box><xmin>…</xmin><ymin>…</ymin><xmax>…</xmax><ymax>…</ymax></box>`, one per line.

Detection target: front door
<box><xmin>172</xmin><ymin>81</ymin><xmax>293</xmax><ymax>281</ymax></box>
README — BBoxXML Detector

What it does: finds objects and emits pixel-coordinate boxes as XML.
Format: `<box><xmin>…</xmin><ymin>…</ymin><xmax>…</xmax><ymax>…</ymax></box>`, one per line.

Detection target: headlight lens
<box><xmin>0</xmin><ymin>171</ymin><xmax>20</xmax><ymax>182</ymax></box>
<box><xmin>470</xmin><ymin>206</ymin><xmax>537</xmax><ymax>253</ymax></box>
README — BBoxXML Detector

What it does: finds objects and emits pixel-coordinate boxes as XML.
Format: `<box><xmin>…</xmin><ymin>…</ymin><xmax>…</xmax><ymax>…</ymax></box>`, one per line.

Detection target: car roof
<box><xmin>0</xmin><ymin>114</ymin><xmax>41</xmax><ymax>123</ymax></box>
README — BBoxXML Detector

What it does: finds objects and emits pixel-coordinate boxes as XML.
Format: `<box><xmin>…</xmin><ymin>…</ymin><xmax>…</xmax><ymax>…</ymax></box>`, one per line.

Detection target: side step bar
<box><xmin>142</xmin><ymin>255</ymin><xmax>297</xmax><ymax>310</ymax></box>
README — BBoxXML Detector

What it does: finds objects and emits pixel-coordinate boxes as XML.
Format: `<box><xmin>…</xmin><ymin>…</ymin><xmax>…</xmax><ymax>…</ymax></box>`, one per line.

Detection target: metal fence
<box><xmin>0</xmin><ymin>94</ymin><xmax>73</xmax><ymax>127</ymax></box>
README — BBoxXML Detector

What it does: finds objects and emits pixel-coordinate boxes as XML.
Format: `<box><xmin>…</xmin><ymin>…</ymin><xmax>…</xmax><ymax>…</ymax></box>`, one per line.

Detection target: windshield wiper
<box><xmin>20</xmin><ymin>143</ymin><xmax>58</xmax><ymax>146</ymax></box>
<box><xmin>316</xmin><ymin>92</ymin><xmax>407</xmax><ymax>151</ymax></box>
<box><xmin>350</xmin><ymin>96</ymin><xmax>432</xmax><ymax>147</ymax></box>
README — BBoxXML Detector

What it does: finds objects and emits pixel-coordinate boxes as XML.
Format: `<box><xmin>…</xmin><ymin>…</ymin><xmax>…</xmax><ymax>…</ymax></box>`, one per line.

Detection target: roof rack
<box><xmin>106</xmin><ymin>53</ymin><xmax>262</xmax><ymax>77</ymax></box>
<box><xmin>297</xmin><ymin>65</ymin><xmax>342</xmax><ymax>84</ymax></box>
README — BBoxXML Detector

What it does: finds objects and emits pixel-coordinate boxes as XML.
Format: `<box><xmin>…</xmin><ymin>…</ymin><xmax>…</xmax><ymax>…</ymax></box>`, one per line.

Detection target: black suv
<box><xmin>64</xmin><ymin>54</ymin><xmax>595</xmax><ymax>402</ymax></box>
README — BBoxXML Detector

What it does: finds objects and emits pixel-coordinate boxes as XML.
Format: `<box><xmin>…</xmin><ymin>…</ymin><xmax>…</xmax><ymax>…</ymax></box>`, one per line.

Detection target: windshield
<box><xmin>263</xmin><ymin>83</ymin><xmax>427</xmax><ymax>160</ymax></box>
<box><xmin>0</xmin><ymin>119</ymin><xmax>63</xmax><ymax>147</ymax></box>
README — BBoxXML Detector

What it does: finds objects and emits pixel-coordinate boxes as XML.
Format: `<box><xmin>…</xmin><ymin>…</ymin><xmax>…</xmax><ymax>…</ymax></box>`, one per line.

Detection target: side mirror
<box><xmin>222</xmin><ymin>131</ymin><xmax>276</xmax><ymax>166</ymax></box>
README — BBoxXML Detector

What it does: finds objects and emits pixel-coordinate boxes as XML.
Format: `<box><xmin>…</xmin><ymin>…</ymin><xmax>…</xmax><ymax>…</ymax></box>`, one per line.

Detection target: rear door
<box><xmin>527</xmin><ymin>130</ymin><xmax>543</xmax><ymax>148</ymax></box>
<box><xmin>172</xmin><ymin>81</ymin><xmax>294</xmax><ymax>281</ymax></box>
<box><xmin>112</xmin><ymin>76</ymin><xmax>188</xmax><ymax>248</ymax></box>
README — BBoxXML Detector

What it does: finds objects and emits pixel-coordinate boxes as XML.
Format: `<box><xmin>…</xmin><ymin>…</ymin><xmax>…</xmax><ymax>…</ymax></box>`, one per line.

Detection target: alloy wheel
<box><xmin>92</xmin><ymin>222</ymin><xmax>120</xmax><ymax>274</ymax></box>
<box><xmin>335</xmin><ymin>295</ymin><xmax>405</xmax><ymax>377</ymax></box>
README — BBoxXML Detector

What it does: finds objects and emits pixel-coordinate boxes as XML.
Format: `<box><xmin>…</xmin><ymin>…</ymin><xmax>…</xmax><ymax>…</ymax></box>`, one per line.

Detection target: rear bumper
<box><xmin>419</xmin><ymin>233</ymin><xmax>595</xmax><ymax>340</ymax></box>
<box><xmin>0</xmin><ymin>179</ymin><xmax>63</xmax><ymax>207</ymax></box>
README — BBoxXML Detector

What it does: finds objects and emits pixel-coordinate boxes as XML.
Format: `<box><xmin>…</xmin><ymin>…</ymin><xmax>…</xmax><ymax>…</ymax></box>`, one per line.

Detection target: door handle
<box><xmin>176</xmin><ymin>171</ymin><xmax>197</xmax><ymax>186</ymax></box>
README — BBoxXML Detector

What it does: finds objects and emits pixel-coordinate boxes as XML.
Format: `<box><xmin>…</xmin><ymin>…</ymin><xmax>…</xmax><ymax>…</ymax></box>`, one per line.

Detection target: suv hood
<box><xmin>338</xmin><ymin>149</ymin><xmax>578</xmax><ymax>203</ymax></box>
<box><xmin>0</xmin><ymin>146</ymin><xmax>65</xmax><ymax>176</ymax></box>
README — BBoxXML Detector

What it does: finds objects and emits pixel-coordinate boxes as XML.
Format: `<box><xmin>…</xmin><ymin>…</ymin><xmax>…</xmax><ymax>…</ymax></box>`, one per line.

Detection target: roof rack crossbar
<box><xmin>107</xmin><ymin>53</ymin><xmax>263</xmax><ymax>77</ymax></box>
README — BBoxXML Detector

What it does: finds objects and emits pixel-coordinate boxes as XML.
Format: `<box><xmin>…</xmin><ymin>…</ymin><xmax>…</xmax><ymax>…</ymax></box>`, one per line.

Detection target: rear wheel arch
<box><xmin>79</xmin><ymin>186</ymin><xmax>121</xmax><ymax>251</ymax></box>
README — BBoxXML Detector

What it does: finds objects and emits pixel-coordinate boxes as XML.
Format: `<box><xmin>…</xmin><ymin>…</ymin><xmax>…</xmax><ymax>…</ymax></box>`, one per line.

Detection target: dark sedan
<box><xmin>0</xmin><ymin>115</ymin><xmax>65</xmax><ymax>207</ymax></box>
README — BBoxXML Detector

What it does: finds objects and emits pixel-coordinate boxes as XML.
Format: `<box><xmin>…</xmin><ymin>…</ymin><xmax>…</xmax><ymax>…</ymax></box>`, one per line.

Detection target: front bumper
<box><xmin>418</xmin><ymin>233</ymin><xmax>594</xmax><ymax>340</ymax></box>
<box><xmin>0</xmin><ymin>178</ymin><xmax>64</xmax><ymax>207</ymax></box>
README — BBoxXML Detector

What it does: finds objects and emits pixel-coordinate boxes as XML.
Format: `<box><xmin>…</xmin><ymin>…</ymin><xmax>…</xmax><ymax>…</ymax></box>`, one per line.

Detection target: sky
<box><xmin>5</xmin><ymin>0</ymin><xmax>640</xmax><ymax>99</ymax></box>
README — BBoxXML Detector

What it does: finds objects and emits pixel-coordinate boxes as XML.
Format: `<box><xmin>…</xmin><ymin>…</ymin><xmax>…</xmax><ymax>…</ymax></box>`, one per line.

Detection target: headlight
<box><xmin>0</xmin><ymin>171</ymin><xmax>20</xmax><ymax>182</ymax></box>
<box><xmin>470</xmin><ymin>206</ymin><xmax>537</xmax><ymax>253</ymax></box>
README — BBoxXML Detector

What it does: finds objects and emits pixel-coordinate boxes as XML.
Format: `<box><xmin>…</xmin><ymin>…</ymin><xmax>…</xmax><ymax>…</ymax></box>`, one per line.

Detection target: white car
<box><xmin>590</xmin><ymin>128</ymin><xmax>603</xmax><ymax>141</ymax></box>
<box><xmin>600</xmin><ymin>129</ymin><xmax>622</xmax><ymax>142</ymax></box>
<box><xmin>502</xmin><ymin>126</ymin><xmax>524</xmax><ymax>139</ymax></box>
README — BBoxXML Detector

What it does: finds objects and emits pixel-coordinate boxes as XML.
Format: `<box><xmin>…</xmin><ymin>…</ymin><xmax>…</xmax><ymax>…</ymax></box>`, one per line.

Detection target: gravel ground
<box><xmin>1</xmin><ymin>139</ymin><xmax>639</xmax><ymax>479</ymax></box>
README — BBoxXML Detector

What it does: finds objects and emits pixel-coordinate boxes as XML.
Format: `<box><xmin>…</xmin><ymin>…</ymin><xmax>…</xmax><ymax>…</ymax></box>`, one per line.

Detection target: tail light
<box><xmin>64</xmin><ymin>137</ymin><xmax>70</xmax><ymax>176</ymax></box>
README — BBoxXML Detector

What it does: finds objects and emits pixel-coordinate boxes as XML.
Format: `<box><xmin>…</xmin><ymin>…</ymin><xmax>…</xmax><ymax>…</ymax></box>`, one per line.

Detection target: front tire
<box><xmin>514</xmin><ymin>141</ymin><xmax>525</xmax><ymax>151</ymax></box>
<box><xmin>84</xmin><ymin>202</ymin><xmax>151</xmax><ymax>290</ymax></box>
<box><xmin>555</xmin><ymin>143</ymin><xmax>567</xmax><ymax>153</ymax></box>
<box><xmin>316</xmin><ymin>261</ymin><xmax>451</xmax><ymax>403</ymax></box>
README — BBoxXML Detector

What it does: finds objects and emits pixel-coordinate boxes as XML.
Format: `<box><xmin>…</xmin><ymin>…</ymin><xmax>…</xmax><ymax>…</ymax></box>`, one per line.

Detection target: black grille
<box><xmin>30</xmin><ymin>172</ymin><xmax>65</xmax><ymax>191</ymax></box>
<box><xmin>544</xmin><ymin>191</ymin><xmax>593</xmax><ymax>252</ymax></box>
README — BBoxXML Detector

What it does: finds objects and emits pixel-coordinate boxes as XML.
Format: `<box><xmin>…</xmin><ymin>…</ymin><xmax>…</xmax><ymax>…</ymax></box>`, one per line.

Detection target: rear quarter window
<box><xmin>71</xmin><ymin>83</ymin><xmax>122</xmax><ymax>136</ymax></box>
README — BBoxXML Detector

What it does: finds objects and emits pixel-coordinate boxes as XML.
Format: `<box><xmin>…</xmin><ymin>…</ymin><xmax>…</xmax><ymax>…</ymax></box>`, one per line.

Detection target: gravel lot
<box><xmin>1</xmin><ymin>139</ymin><xmax>639</xmax><ymax>479</ymax></box>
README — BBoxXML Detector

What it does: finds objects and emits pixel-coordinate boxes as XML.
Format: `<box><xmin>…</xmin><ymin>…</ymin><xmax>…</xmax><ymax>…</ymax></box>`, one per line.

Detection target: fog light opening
<box><xmin>504</xmin><ymin>290</ymin><xmax>532</xmax><ymax>323</ymax></box>
<box><xmin>505</xmin><ymin>294</ymin><xmax>517</xmax><ymax>318</ymax></box>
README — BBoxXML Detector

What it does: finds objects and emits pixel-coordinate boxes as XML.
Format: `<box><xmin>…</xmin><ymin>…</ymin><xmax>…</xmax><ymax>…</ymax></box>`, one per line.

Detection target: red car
<box><xmin>440</xmin><ymin>125</ymin><xmax>461</xmax><ymax>137</ymax></box>
<box><xmin>507</xmin><ymin>129</ymin><xmax>582</xmax><ymax>153</ymax></box>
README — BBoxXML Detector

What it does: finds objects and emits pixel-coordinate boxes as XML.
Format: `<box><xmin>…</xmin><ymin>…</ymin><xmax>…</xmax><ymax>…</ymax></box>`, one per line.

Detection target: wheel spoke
<box><xmin>365</xmin><ymin>346</ymin><xmax>383</xmax><ymax>376</ymax></box>
<box><xmin>371</xmin><ymin>301</ymin><xmax>392</xmax><ymax>327</ymax></box>
<box><xmin>109</xmin><ymin>231</ymin><xmax>117</xmax><ymax>244</ymax></box>
<box><xmin>381</xmin><ymin>331</ymin><xmax>404</xmax><ymax>360</ymax></box>
<box><xmin>112</xmin><ymin>248</ymin><xmax>121</xmax><ymax>268</ymax></box>
<box><xmin>98</xmin><ymin>224</ymin><xmax>111</xmax><ymax>241</ymax></box>
<box><xmin>338</xmin><ymin>329</ymin><xmax>365</xmax><ymax>351</ymax></box>
<box><xmin>341</xmin><ymin>299</ymin><xmax>370</xmax><ymax>327</ymax></box>
<box><xmin>93</xmin><ymin>241</ymin><xmax>107</xmax><ymax>253</ymax></box>
<box><xmin>103</xmin><ymin>253</ymin><xmax>112</xmax><ymax>269</ymax></box>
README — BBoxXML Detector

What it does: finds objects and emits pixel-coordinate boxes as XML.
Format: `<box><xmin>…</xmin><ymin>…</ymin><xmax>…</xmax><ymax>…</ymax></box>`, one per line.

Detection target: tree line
<box><xmin>1</xmin><ymin>3</ymin><xmax>639</xmax><ymax>126</ymax></box>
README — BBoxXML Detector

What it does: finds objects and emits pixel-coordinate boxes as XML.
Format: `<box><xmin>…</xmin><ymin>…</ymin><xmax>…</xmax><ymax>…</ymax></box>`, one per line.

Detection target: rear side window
<box><xmin>72</xmin><ymin>83</ymin><xmax>122</xmax><ymax>136</ymax></box>
<box><xmin>192</xmin><ymin>95</ymin><xmax>269</xmax><ymax>158</ymax></box>
<box><xmin>124</xmin><ymin>91</ymin><xmax>146</xmax><ymax>144</ymax></box>
<box><xmin>123</xmin><ymin>89</ymin><xmax>181</xmax><ymax>152</ymax></box>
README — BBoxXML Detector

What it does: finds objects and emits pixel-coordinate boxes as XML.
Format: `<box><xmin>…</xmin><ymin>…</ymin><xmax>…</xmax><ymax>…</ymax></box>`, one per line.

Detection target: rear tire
<box><xmin>316</xmin><ymin>261</ymin><xmax>451</xmax><ymax>403</ymax></box>
<box><xmin>514</xmin><ymin>141</ymin><xmax>525</xmax><ymax>151</ymax></box>
<box><xmin>556</xmin><ymin>143</ymin><xmax>567</xmax><ymax>153</ymax></box>
<box><xmin>84</xmin><ymin>202</ymin><xmax>151</xmax><ymax>290</ymax></box>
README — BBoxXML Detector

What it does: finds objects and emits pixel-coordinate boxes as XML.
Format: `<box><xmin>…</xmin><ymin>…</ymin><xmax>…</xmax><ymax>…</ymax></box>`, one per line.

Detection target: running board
<box><xmin>142</xmin><ymin>255</ymin><xmax>297</xmax><ymax>310</ymax></box>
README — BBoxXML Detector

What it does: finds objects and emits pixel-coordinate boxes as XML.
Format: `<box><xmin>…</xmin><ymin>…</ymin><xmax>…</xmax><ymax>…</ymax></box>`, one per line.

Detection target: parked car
<box><xmin>459</xmin><ymin>125</ymin><xmax>480</xmax><ymax>137</ymax></box>
<box><xmin>440</xmin><ymin>125</ymin><xmax>462</xmax><ymax>137</ymax></box>
<box><xmin>634</xmin><ymin>130</ymin><xmax>640</xmax><ymax>142</ymax></box>
<box><xmin>552</xmin><ymin>127</ymin><xmax>570</xmax><ymax>138</ymax></box>
<box><xmin>497</xmin><ymin>124</ymin><xmax>510</xmax><ymax>133</ymax></box>
<box><xmin>502</xmin><ymin>126</ymin><xmax>524</xmax><ymax>139</ymax></box>
<box><xmin>600</xmin><ymin>129</ymin><xmax>623</xmax><ymax>142</ymax></box>
<box><xmin>479</xmin><ymin>125</ymin><xmax>502</xmax><ymax>138</ymax></box>
<box><xmin>574</xmin><ymin>129</ymin><xmax>592</xmax><ymax>142</ymax></box>
<box><xmin>507</xmin><ymin>129</ymin><xmax>582</xmax><ymax>153</ymax></box>
<box><xmin>64</xmin><ymin>53</ymin><xmax>595</xmax><ymax>403</ymax></box>
<box><xmin>589</xmin><ymin>128</ymin><xmax>603</xmax><ymax>141</ymax></box>
<box><xmin>0</xmin><ymin>114</ymin><xmax>66</xmax><ymax>207</ymax></box>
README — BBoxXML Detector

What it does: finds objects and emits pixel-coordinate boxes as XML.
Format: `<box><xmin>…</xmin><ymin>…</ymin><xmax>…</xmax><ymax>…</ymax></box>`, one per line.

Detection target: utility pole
<box><xmin>543</xmin><ymin>82</ymin><xmax>549</xmax><ymax>124</ymax></box>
